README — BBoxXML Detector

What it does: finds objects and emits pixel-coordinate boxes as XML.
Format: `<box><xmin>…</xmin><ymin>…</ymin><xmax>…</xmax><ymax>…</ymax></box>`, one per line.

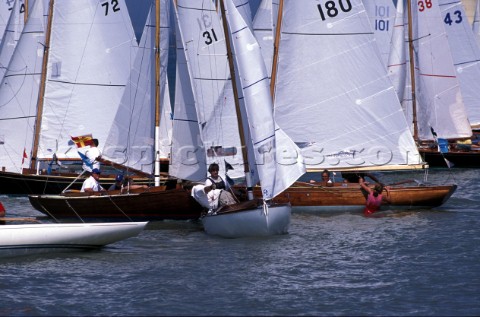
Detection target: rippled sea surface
<box><xmin>1</xmin><ymin>169</ymin><xmax>479</xmax><ymax>316</ymax></box>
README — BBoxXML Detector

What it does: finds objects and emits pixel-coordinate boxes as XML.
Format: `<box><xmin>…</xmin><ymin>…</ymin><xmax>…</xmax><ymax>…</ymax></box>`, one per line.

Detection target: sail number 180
<box><xmin>317</xmin><ymin>0</ymin><xmax>353</xmax><ymax>21</ymax></box>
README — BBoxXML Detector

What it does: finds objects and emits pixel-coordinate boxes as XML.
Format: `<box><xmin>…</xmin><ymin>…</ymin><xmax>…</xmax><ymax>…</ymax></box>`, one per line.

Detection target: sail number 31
<box><xmin>317</xmin><ymin>0</ymin><xmax>352</xmax><ymax>21</ymax></box>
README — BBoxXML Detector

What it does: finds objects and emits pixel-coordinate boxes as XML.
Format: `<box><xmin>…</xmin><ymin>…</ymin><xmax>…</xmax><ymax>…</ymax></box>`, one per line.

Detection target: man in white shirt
<box><xmin>81</xmin><ymin>168</ymin><xmax>106</xmax><ymax>193</ymax></box>
<box><xmin>82</xmin><ymin>138</ymin><xmax>101</xmax><ymax>172</ymax></box>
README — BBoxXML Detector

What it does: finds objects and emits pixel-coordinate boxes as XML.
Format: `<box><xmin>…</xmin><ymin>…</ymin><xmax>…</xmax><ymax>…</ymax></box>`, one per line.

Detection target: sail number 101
<box><xmin>317</xmin><ymin>0</ymin><xmax>353</xmax><ymax>21</ymax></box>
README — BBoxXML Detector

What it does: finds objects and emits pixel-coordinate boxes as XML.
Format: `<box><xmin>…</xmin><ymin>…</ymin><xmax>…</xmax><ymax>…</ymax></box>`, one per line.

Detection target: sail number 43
<box><xmin>317</xmin><ymin>0</ymin><xmax>352</xmax><ymax>21</ymax></box>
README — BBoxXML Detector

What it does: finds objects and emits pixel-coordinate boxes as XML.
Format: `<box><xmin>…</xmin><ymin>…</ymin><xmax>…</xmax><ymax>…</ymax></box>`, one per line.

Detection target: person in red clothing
<box><xmin>359</xmin><ymin>177</ymin><xmax>390</xmax><ymax>216</ymax></box>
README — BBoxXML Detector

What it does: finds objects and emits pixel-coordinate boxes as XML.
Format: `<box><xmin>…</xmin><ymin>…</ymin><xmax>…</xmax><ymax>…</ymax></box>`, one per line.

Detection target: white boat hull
<box><xmin>0</xmin><ymin>222</ymin><xmax>147</xmax><ymax>258</ymax></box>
<box><xmin>201</xmin><ymin>203</ymin><xmax>291</xmax><ymax>238</ymax></box>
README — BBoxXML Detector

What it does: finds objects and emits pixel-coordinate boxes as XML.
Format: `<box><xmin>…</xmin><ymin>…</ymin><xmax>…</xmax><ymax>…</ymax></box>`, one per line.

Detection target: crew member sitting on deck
<box><xmin>81</xmin><ymin>168</ymin><xmax>106</xmax><ymax>193</ymax></box>
<box><xmin>310</xmin><ymin>169</ymin><xmax>333</xmax><ymax>187</ymax></box>
<box><xmin>108</xmin><ymin>174</ymin><xmax>124</xmax><ymax>191</ymax></box>
<box><xmin>191</xmin><ymin>183</ymin><xmax>237</xmax><ymax>213</ymax></box>
<box><xmin>205</xmin><ymin>163</ymin><xmax>231</xmax><ymax>191</ymax></box>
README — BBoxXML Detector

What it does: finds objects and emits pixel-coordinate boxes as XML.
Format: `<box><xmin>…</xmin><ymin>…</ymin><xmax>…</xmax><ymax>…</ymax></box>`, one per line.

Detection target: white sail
<box><xmin>103</xmin><ymin>1</ymin><xmax>172</xmax><ymax>173</ymax></box>
<box><xmin>225</xmin><ymin>0</ymin><xmax>304</xmax><ymax>199</ymax></box>
<box><xmin>387</xmin><ymin>0</ymin><xmax>407</xmax><ymax>106</ymax></box>
<box><xmin>175</xmin><ymin>0</ymin><xmax>248</xmax><ymax>180</ymax></box>
<box><xmin>273</xmin><ymin>0</ymin><xmax>422</xmax><ymax>171</ymax></box>
<box><xmin>252</xmin><ymin>0</ymin><xmax>279</xmax><ymax>78</ymax></box>
<box><xmin>0</xmin><ymin>0</ymin><xmax>45</xmax><ymax>172</ymax></box>
<box><xmin>38</xmin><ymin>0</ymin><xmax>137</xmax><ymax>162</ymax></box>
<box><xmin>473</xmin><ymin>0</ymin><xmax>480</xmax><ymax>45</ymax></box>
<box><xmin>159</xmin><ymin>0</ymin><xmax>173</xmax><ymax>160</ymax></box>
<box><xmin>411</xmin><ymin>0</ymin><xmax>471</xmax><ymax>140</ymax></box>
<box><xmin>0</xmin><ymin>0</ymin><xmax>25</xmax><ymax>84</ymax></box>
<box><xmin>363</xmin><ymin>0</ymin><xmax>396</xmax><ymax>69</ymax></box>
<box><xmin>0</xmin><ymin>0</ymin><xmax>16</xmax><ymax>45</ymax></box>
<box><xmin>438</xmin><ymin>0</ymin><xmax>480</xmax><ymax>129</ymax></box>
<box><xmin>169</xmin><ymin>4</ymin><xmax>207</xmax><ymax>181</ymax></box>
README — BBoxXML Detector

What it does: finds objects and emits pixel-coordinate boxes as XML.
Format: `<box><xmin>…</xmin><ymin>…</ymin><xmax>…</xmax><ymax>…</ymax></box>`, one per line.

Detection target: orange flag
<box><xmin>71</xmin><ymin>134</ymin><xmax>94</xmax><ymax>148</ymax></box>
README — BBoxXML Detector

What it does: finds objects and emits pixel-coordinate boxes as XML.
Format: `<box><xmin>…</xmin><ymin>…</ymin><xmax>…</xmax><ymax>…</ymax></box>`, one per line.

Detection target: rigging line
<box><xmin>46</xmin><ymin>79</ymin><xmax>126</xmax><ymax>87</ymax></box>
<box><xmin>243</xmin><ymin>76</ymin><xmax>268</xmax><ymax>90</ymax></box>
<box><xmin>0</xmin><ymin>115</ymin><xmax>35</xmax><ymax>120</ymax></box>
<box><xmin>64</xmin><ymin>199</ymin><xmax>85</xmax><ymax>223</ymax></box>
<box><xmin>35</xmin><ymin>199</ymin><xmax>61</xmax><ymax>223</ymax></box>
<box><xmin>281</xmin><ymin>31</ymin><xmax>374</xmax><ymax>36</ymax></box>
<box><xmin>106</xmin><ymin>194</ymin><xmax>133</xmax><ymax>221</ymax></box>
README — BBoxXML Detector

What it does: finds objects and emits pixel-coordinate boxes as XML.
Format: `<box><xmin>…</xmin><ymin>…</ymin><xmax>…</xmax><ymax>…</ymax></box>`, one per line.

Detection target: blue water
<box><xmin>1</xmin><ymin>168</ymin><xmax>479</xmax><ymax>316</ymax></box>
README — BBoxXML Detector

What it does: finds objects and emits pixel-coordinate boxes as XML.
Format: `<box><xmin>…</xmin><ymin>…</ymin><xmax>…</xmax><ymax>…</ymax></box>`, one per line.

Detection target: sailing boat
<box><xmin>28</xmin><ymin>0</ymin><xmax>204</xmax><ymax>222</ymax></box>
<box><xmin>175</xmin><ymin>0</ymin><xmax>305</xmax><ymax>237</ymax></box>
<box><xmin>0</xmin><ymin>220</ymin><xmax>148</xmax><ymax>258</ymax></box>
<box><xmin>413</xmin><ymin>0</ymin><xmax>480</xmax><ymax>167</ymax></box>
<box><xmin>0</xmin><ymin>0</ymin><xmax>148</xmax><ymax>195</ymax></box>
<box><xmin>249</xmin><ymin>0</ymin><xmax>457</xmax><ymax>212</ymax></box>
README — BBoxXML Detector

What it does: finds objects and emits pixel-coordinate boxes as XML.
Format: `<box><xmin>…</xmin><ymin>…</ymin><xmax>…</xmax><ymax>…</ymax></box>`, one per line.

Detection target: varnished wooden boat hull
<box><xmin>0</xmin><ymin>170</ymin><xmax>119</xmax><ymax>195</ymax></box>
<box><xmin>0</xmin><ymin>158</ymin><xmax>169</xmax><ymax>195</ymax></box>
<box><xmin>252</xmin><ymin>183</ymin><xmax>457</xmax><ymax>213</ymax></box>
<box><xmin>28</xmin><ymin>186</ymin><xmax>203</xmax><ymax>222</ymax></box>
<box><xmin>419</xmin><ymin>149</ymin><xmax>480</xmax><ymax>168</ymax></box>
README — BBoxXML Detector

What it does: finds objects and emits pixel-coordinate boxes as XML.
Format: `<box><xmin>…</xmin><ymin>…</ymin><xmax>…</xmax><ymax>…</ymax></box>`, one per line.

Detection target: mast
<box><xmin>23</xmin><ymin>0</ymin><xmax>28</xmax><ymax>24</ymax></box>
<box><xmin>406</xmin><ymin>0</ymin><xmax>418</xmax><ymax>141</ymax></box>
<box><xmin>30</xmin><ymin>0</ymin><xmax>54</xmax><ymax>171</ymax></box>
<box><xmin>219</xmin><ymin>0</ymin><xmax>253</xmax><ymax>199</ymax></box>
<box><xmin>269</xmin><ymin>0</ymin><xmax>283</xmax><ymax>99</ymax></box>
<box><xmin>154</xmin><ymin>0</ymin><xmax>161</xmax><ymax>186</ymax></box>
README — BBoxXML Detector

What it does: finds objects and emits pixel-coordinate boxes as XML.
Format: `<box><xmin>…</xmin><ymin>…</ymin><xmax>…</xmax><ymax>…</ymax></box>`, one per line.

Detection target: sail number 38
<box><xmin>417</xmin><ymin>0</ymin><xmax>433</xmax><ymax>12</ymax></box>
<box><xmin>317</xmin><ymin>0</ymin><xmax>352</xmax><ymax>21</ymax></box>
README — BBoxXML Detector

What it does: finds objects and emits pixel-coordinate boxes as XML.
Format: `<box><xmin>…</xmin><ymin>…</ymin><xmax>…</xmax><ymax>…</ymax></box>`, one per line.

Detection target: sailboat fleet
<box><xmin>1</xmin><ymin>0</ymin><xmax>480</xmax><ymax>239</ymax></box>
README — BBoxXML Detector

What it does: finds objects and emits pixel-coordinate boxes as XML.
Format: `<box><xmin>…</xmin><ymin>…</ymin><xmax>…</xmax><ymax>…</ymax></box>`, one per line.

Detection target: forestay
<box><xmin>273</xmin><ymin>0</ymin><xmax>422</xmax><ymax>171</ymax></box>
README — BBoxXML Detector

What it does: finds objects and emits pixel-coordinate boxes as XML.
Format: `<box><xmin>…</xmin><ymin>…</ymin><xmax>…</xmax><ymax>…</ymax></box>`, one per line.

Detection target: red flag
<box><xmin>22</xmin><ymin>147</ymin><xmax>27</xmax><ymax>164</ymax></box>
<box><xmin>71</xmin><ymin>134</ymin><xmax>94</xmax><ymax>148</ymax></box>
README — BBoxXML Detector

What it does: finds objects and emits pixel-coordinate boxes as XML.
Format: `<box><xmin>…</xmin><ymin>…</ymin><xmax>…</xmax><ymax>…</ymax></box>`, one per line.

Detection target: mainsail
<box><xmin>0</xmin><ymin>0</ymin><xmax>46</xmax><ymax>172</ymax></box>
<box><xmin>438</xmin><ymin>0</ymin><xmax>480</xmax><ymax>129</ymax></box>
<box><xmin>409</xmin><ymin>0</ymin><xmax>471</xmax><ymax>140</ymax></box>
<box><xmin>273</xmin><ymin>0</ymin><xmax>422</xmax><ymax>171</ymax></box>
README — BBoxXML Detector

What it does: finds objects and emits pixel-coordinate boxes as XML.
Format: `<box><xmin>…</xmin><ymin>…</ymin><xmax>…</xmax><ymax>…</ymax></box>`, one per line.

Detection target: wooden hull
<box><xmin>28</xmin><ymin>186</ymin><xmax>204</xmax><ymax>222</ymax></box>
<box><xmin>252</xmin><ymin>183</ymin><xmax>457</xmax><ymax>213</ymax></box>
<box><xmin>0</xmin><ymin>170</ymin><xmax>118</xmax><ymax>195</ymax></box>
<box><xmin>419</xmin><ymin>149</ymin><xmax>480</xmax><ymax>168</ymax></box>
<box><xmin>0</xmin><ymin>221</ymin><xmax>147</xmax><ymax>258</ymax></box>
<box><xmin>0</xmin><ymin>158</ymin><xmax>169</xmax><ymax>195</ymax></box>
<box><xmin>202</xmin><ymin>200</ymin><xmax>290</xmax><ymax>238</ymax></box>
